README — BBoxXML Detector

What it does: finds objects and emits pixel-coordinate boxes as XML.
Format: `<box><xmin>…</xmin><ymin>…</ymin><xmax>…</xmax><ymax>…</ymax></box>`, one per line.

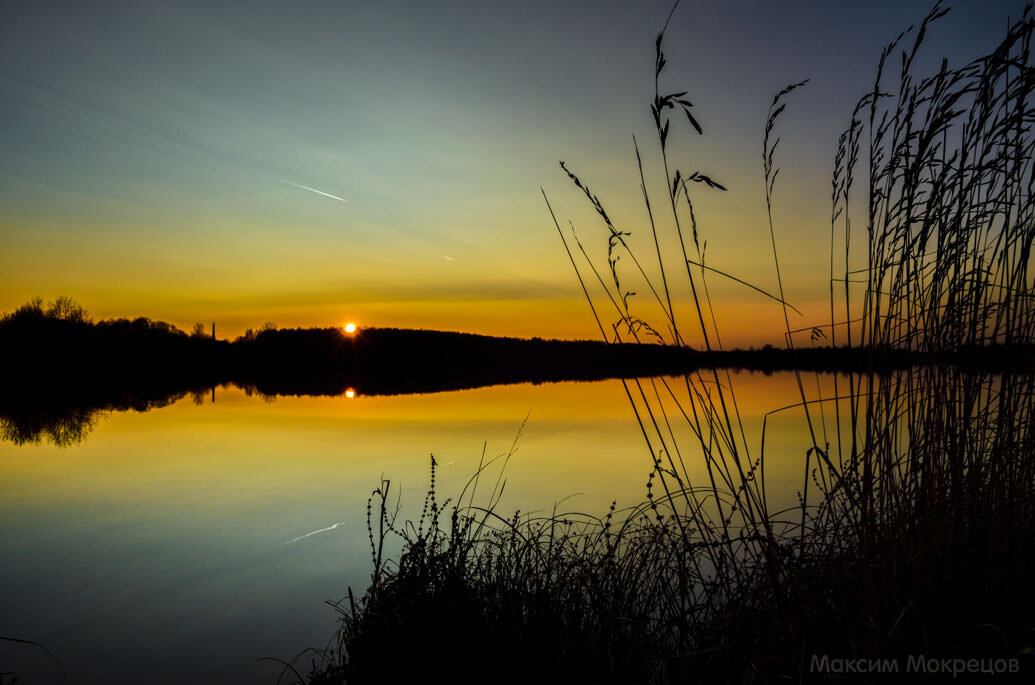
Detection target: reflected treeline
<box><xmin>0</xmin><ymin>394</ymin><xmax>190</xmax><ymax>447</ymax></box>
<box><xmin>4</xmin><ymin>302</ymin><xmax>1035</xmax><ymax>445</ymax></box>
<box><xmin>1</xmin><ymin>406</ymin><xmax>102</xmax><ymax>447</ymax></box>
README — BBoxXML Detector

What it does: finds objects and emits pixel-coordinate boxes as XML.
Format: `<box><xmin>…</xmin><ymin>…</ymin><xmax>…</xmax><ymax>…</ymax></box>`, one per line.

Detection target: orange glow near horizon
<box><xmin>0</xmin><ymin>288</ymin><xmax>827</xmax><ymax>349</ymax></box>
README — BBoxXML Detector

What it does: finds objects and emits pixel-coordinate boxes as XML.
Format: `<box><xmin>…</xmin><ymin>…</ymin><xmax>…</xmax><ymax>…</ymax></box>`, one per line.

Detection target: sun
<box><xmin>343</xmin><ymin>322</ymin><xmax>357</xmax><ymax>334</ymax></box>
<box><xmin>345</xmin><ymin>388</ymin><xmax>356</xmax><ymax>398</ymax></box>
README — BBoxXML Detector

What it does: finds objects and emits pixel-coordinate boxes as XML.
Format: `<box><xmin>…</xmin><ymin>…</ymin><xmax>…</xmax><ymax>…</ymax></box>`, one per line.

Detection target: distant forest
<box><xmin>2</xmin><ymin>298</ymin><xmax>1032</xmax><ymax>445</ymax></box>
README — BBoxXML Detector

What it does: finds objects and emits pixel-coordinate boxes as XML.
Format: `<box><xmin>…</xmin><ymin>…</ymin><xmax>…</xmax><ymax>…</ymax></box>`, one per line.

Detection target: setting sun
<box><xmin>0</xmin><ymin>1</ymin><xmax>1023</xmax><ymax>681</ymax></box>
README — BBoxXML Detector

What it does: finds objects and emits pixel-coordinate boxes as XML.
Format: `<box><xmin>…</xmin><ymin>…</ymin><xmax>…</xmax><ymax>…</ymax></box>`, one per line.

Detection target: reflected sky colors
<box><xmin>0</xmin><ymin>0</ymin><xmax>1020</xmax><ymax>344</ymax></box>
<box><xmin>0</xmin><ymin>1</ymin><xmax>1024</xmax><ymax>680</ymax></box>
<box><xmin>0</xmin><ymin>374</ymin><xmax>816</xmax><ymax>683</ymax></box>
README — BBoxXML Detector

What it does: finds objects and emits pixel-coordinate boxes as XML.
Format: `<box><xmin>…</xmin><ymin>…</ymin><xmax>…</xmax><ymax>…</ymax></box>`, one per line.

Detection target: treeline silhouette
<box><xmin>230</xmin><ymin>328</ymin><xmax>1035</xmax><ymax>396</ymax></box>
<box><xmin>0</xmin><ymin>299</ymin><xmax>225</xmax><ymax>445</ymax></box>
<box><xmin>4</xmin><ymin>298</ymin><xmax>1034</xmax><ymax>444</ymax></box>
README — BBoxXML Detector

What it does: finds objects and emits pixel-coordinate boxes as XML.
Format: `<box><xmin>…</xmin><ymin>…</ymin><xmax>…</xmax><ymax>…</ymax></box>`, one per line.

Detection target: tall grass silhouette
<box><xmin>305</xmin><ymin>3</ymin><xmax>1035</xmax><ymax>682</ymax></box>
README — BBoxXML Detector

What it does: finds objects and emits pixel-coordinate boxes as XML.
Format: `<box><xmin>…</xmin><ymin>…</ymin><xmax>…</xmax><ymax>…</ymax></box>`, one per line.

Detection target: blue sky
<box><xmin>0</xmin><ymin>0</ymin><xmax>1022</xmax><ymax>343</ymax></box>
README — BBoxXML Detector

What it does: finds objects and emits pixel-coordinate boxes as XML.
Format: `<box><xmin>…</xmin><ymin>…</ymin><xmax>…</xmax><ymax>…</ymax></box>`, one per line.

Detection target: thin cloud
<box><xmin>285</xmin><ymin>180</ymin><xmax>349</xmax><ymax>204</ymax></box>
<box><xmin>281</xmin><ymin>520</ymin><xmax>347</xmax><ymax>545</ymax></box>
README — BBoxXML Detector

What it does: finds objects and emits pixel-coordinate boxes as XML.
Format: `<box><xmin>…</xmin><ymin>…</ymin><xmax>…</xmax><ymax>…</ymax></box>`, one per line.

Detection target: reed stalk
<box><xmin>306</xmin><ymin>4</ymin><xmax>1035</xmax><ymax>682</ymax></box>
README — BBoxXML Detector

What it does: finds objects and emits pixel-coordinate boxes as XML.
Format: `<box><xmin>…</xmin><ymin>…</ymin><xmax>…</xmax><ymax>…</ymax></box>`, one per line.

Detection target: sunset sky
<box><xmin>0</xmin><ymin>0</ymin><xmax>1020</xmax><ymax>346</ymax></box>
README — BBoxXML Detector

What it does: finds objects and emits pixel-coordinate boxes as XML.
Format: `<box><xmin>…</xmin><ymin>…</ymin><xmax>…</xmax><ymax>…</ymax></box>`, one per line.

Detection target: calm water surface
<box><xmin>0</xmin><ymin>373</ymin><xmax>812</xmax><ymax>683</ymax></box>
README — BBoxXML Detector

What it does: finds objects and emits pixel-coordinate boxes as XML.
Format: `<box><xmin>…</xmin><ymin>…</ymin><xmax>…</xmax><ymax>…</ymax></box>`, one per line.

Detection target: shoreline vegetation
<box><xmin>3</xmin><ymin>298</ymin><xmax>1034</xmax><ymax>447</ymax></box>
<box><xmin>299</xmin><ymin>3</ymin><xmax>1035</xmax><ymax>684</ymax></box>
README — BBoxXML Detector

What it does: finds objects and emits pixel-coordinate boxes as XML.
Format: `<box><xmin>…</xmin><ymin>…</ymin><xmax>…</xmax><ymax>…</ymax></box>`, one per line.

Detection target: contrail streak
<box><xmin>282</xmin><ymin>520</ymin><xmax>347</xmax><ymax>545</ymax></box>
<box><xmin>285</xmin><ymin>181</ymin><xmax>349</xmax><ymax>203</ymax></box>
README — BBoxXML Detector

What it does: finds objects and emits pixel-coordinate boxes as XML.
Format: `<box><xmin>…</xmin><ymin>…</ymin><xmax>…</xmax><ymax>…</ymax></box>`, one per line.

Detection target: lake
<box><xmin>0</xmin><ymin>371</ymin><xmax>814</xmax><ymax>683</ymax></box>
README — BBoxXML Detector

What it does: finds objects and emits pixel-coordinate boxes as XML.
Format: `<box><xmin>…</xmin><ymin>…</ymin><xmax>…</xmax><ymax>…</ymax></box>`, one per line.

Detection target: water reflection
<box><xmin>0</xmin><ymin>368</ymin><xmax>911</xmax><ymax>684</ymax></box>
<box><xmin>0</xmin><ymin>406</ymin><xmax>104</xmax><ymax>447</ymax></box>
<box><xmin>0</xmin><ymin>372</ymin><xmax>690</xmax><ymax>447</ymax></box>
<box><xmin>0</xmin><ymin>392</ymin><xmax>195</xmax><ymax>446</ymax></box>
<box><xmin>6</xmin><ymin>370</ymin><xmax>982</xmax><ymax>683</ymax></box>
<box><xmin>0</xmin><ymin>377</ymin><xmax>680</xmax><ymax>683</ymax></box>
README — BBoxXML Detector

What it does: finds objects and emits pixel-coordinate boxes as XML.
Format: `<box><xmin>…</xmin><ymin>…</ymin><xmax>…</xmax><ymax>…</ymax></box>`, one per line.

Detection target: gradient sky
<box><xmin>0</xmin><ymin>0</ymin><xmax>1022</xmax><ymax>345</ymax></box>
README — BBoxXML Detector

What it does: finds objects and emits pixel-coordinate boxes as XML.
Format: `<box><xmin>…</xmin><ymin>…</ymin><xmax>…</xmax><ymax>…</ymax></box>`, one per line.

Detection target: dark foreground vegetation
<box><xmin>298</xmin><ymin>4</ymin><xmax>1035</xmax><ymax>684</ymax></box>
